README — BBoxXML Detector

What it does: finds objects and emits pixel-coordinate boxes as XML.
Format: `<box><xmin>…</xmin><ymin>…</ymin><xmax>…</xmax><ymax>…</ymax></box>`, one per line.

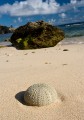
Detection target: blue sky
<box><xmin>0</xmin><ymin>0</ymin><xmax>84</xmax><ymax>27</ymax></box>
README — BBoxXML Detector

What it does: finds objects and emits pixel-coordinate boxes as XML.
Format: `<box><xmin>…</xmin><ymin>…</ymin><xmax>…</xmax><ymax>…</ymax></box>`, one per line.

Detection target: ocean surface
<box><xmin>58</xmin><ymin>21</ymin><xmax>84</xmax><ymax>44</ymax></box>
<box><xmin>0</xmin><ymin>21</ymin><xmax>84</xmax><ymax>45</ymax></box>
<box><xmin>58</xmin><ymin>21</ymin><xmax>84</xmax><ymax>38</ymax></box>
<box><xmin>0</xmin><ymin>33</ymin><xmax>12</xmax><ymax>46</ymax></box>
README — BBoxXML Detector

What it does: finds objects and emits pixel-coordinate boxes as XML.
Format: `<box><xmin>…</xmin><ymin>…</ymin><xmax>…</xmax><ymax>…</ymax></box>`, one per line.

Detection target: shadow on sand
<box><xmin>15</xmin><ymin>91</ymin><xmax>27</xmax><ymax>105</ymax></box>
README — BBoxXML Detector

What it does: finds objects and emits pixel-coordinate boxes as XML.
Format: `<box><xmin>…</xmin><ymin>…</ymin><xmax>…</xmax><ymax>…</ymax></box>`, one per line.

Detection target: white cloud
<box><xmin>13</xmin><ymin>17</ymin><xmax>22</xmax><ymax>24</ymax></box>
<box><xmin>59</xmin><ymin>13</ymin><xmax>66</xmax><ymax>18</ymax></box>
<box><xmin>0</xmin><ymin>0</ymin><xmax>60</xmax><ymax>16</ymax></box>
<box><xmin>0</xmin><ymin>0</ymin><xmax>84</xmax><ymax>16</ymax></box>
<box><xmin>17</xmin><ymin>17</ymin><xmax>22</xmax><ymax>22</ymax></box>
<box><xmin>48</xmin><ymin>18</ymin><xmax>56</xmax><ymax>24</ymax></box>
<box><xmin>71</xmin><ymin>0</ymin><xmax>77</xmax><ymax>4</ymax></box>
<box><xmin>58</xmin><ymin>0</ymin><xmax>84</xmax><ymax>13</ymax></box>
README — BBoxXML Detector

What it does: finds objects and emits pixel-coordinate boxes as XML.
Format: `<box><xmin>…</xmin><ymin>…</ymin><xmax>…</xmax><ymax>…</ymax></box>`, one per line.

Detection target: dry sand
<box><xmin>0</xmin><ymin>38</ymin><xmax>84</xmax><ymax>120</ymax></box>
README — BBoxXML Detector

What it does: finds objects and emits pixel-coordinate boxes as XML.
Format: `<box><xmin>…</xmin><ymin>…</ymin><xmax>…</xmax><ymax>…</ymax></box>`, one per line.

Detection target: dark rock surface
<box><xmin>10</xmin><ymin>21</ymin><xmax>65</xmax><ymax>49</ymax></box>
<box><xmin>0</xmin><ymin>25</ymin><xmax>15</xmax><ymax>34</ymax></box>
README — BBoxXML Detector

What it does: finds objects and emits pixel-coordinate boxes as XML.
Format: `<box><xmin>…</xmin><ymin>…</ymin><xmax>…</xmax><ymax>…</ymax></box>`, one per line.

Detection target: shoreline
<box><xmin>0</xmin><ymin>41</ymin><xmax>12</xmax><ymax>46</ymax></box>
<box><xmin>58</xmin><ymin>36</ymin><xmax>84</xmax><ymax>45</ymax></box>
<box><xmin>0</xmin><ymin>36</ymin><xmax>84</xmax><ymax>47</ymax></box>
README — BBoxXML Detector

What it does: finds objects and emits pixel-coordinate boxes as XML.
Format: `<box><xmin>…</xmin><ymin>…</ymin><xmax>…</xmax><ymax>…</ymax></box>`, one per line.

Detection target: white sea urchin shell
<box><xmin>24</xmin><ymin>83</ymin><xmax>58</xmax><ymax>106</ymax></box>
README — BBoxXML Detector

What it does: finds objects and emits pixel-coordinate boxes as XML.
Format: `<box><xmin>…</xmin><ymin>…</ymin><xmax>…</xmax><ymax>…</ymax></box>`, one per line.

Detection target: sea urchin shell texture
<box><xmin>24</xmin><ymin>83</ymin><xmax>58</xmax><ymax>106</ymax></box>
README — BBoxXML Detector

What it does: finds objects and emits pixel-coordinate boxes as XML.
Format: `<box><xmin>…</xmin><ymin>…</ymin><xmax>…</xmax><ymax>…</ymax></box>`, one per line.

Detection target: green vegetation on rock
<box><xmin>10</xmin><ymin>21</ymin><xmax>65</xmax><ymax>49</ymax></box>
<box><xmin>16</xmin><ymin>38</ymin><xmax>22</xmax><ymax>43</ymax></box>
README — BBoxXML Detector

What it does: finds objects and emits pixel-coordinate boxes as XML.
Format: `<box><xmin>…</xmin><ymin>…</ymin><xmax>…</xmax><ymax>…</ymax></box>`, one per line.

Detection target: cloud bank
<box><xmin>0</xmin><ymin>0</ymin><xmax>60</xmax><ymax>16</ymax></box>
<box><xmin>0</xmin><ymin>0</ymin><xmax>84</xmax><ymax>16</ymax></box>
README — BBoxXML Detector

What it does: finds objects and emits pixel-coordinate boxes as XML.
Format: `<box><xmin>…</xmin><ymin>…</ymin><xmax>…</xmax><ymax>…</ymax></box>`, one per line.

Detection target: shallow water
<box><xmin>0</xmin><ymin>33</ymin><xmax>12</xmax><ymax>42</ymax></box>
<box><xmin>58</xmin><ymin>22</ymin><xmax>84</xmax><ymax>38</ymax></box>
<box><xmin>59</xmin><ymin>36</ymin><xmax>84</xmax><ymax>45</ymax></box>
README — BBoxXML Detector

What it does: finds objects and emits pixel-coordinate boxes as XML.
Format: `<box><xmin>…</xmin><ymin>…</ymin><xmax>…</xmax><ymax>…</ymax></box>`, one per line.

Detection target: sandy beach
<box><xmin>0</xmin><ymin>37</ymin><xmax>84</xmax><ymax>120</ymax></box>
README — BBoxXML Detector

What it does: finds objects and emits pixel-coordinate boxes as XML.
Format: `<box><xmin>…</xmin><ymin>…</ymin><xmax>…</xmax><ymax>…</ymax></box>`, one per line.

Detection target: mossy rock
<box><xmin>24</xmin><ymin>83</ymin><xmax>58</xmax><ymax>106</ymax></box>
<box><xmin>10</xmin><ymin>21</ymin><xmax>65</xmax><ymax>49</ymax></box>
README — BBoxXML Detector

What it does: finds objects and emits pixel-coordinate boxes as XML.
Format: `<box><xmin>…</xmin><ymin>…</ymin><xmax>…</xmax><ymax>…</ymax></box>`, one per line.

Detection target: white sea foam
<box><xmin>59</xmin><ymin>36</ymin><xmax>84</xmax><ymax>45</ymax></box>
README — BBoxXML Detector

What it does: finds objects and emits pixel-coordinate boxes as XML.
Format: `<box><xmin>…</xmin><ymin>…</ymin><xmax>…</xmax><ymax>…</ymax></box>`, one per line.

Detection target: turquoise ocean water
<box><xmin>0</xmin><ymin>33</ymin><xmax>12</xmax><ymax>46</ymax></box>
<box><xmin>58</xmin><ymin>21</ymin><xmax>84</xmax><ymax>44</ymax></box>
<box><xmin>0</xmin><ymin>21</ymin><xmax>84</xmax><ymax>45</ymax></box>
<box><xmin>0</xmin><ymin>33</ymin><xmax>13</xmax><ymax>42</ymax></box>
<box><xmin>58</xmin><ymin>21</ymin><xmax>84</xmax><ymax>38</ymax></box>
